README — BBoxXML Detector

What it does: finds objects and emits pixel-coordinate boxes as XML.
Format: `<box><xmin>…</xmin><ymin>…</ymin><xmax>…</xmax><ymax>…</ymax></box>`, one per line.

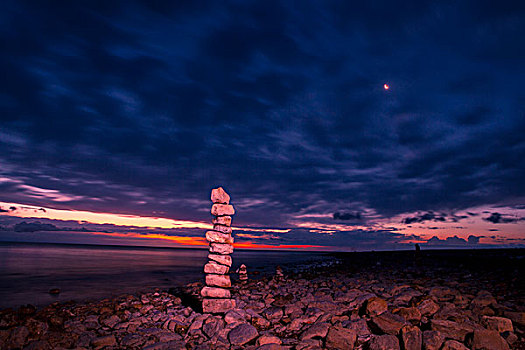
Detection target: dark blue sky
<box><xmin>1</xmin><ymin>1</ymin><xmax>524</xmax><ymax>250</ymax></box>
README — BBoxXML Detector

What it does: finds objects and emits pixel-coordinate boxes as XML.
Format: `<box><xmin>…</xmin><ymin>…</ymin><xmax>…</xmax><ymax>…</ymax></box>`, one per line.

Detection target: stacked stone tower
<box><xmin>201</xmin><ymin>187</ymin><xmax>236</xmax><ymax>313</ymax></box>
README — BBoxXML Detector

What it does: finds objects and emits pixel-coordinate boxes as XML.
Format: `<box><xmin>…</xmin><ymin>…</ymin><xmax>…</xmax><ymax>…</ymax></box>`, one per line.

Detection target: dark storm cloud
<box><xmin>0</xmin><ymin>0</ymin><xmax>524</xmax><ymax>245</ymax></box>
<box><xmin>483</xmin><ymin>212</ymin><xmax>524</xmax><ymax>224</ymax></box>
<box><xmin>403</xmin><ymin>212</ymin><xmax>446</xmax><ymax>224</ymax></box>
<box><xmin>13</xmin><ymin>221</ymin><xmax>62</xmax><ymax>232</ymax></box>
<box><xmin>425</xmin><ymin>235</ymin><xmax>483</xmax><ymax>246</ymax></box>
<box><xmin>333</xmin><ymin>212</ymin><xmax>362</xmax><ymax>221</ymax></box>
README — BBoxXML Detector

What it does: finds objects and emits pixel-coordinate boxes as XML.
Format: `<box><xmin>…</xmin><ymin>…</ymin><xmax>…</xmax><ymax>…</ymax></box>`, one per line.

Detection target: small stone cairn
<box><xmin>201</xmin><ymin>187</ymin><xmax>236</xmax><ymax>314</ymax></box>
<box><xmin>238</xmin><ymin>264</ymin><xmax>248</xmax><ymax>282</ymax></box>
<box><xmin>275</xmin><ymin>265</ymin><xmax>284</xmax><ymax>281</ymax></box>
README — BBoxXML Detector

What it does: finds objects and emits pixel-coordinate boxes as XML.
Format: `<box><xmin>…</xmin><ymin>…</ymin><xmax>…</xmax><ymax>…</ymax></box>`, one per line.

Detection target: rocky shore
<box><xmin>0</xmin><ymin>249</ymin><xmax>523</xmax><ymax>349</ymax></box>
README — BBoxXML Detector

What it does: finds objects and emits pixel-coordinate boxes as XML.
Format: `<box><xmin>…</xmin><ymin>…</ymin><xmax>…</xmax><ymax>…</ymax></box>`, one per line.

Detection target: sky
<box><xmin>1</xmin><ymin>0</ymin><xmax>524</xmax><ymax>251</ymax></box>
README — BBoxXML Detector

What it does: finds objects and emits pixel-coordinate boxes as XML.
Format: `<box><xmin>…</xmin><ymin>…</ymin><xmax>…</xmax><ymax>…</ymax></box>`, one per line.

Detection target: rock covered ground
<box><xmin>0</xmin><ymin>249</ymin><xmax>523</xmax><ymax>349</ymax></box>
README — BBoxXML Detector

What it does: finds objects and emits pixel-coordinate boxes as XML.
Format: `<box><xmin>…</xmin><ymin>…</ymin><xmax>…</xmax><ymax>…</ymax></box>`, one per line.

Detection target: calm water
<box><xmin>0</xmin><ymin>242</ymin><xmax>328</xmax><ymax>309</ymax></box>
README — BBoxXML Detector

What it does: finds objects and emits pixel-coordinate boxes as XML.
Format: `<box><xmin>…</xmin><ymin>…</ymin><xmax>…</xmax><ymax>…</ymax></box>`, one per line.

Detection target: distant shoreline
<box><xmin>1</xmin><ymin>239</ymin><xmax>523</xmax><ymax>253</ymax></box>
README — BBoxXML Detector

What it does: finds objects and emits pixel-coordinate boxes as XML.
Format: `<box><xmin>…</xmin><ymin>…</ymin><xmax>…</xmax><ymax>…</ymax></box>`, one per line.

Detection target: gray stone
<box><xmin>423</xmin><ymin>330</ymin><xmax>444</xmax><ymax>350</ymax></box>
<box><xmin>211</xmin><ymin>204</ymin><xmax>235</xmax><ymax>216</ymax></box>
<box><xmin>208</xmin><ymin>253</ymin><xmax>232</xmax><ymax>267</ymax></box>
<box><xmin>430</xmin><ymin>319</ymin><xmax>473</xmax><ymax>342</ymax></box>
<box><xmin>442</xmin><ymin>340</ymin><xmax>469</xmax><ymax>350</ymax></box>
<box><xmin>368</xmin><ymin>334</ymin><xmax>400</xmax><ymax>350</ymax></box>
<box><xmin>205</xmin><ymin>274</ymin><xmax>231</xmax><ymax>287</ymax></box>
<box><xmin>209</xmin><ymin>242</ymin><xmax>234</xmax><ymax>255</ymax></box>
<box><xmin>470</xmin><ymin>329</ymin><xmax>509</xmax><ymax>350</ymax></box>
<box><xmin>212</xmin><ymin>216</ymin><xmax>232</xmax><ymax>226</ymax></box>
<box><xmin>300</xmin><ymin>322</ymin><xmax>330</xmax><ymax>340</ymax></box>
<box><xmin>202</xmin><ymin>298</ymin><xmax>236</xmax><ymax>314</ymax></box>
<box><xmin>213</xmin><ymin>224</ymin><xmax>232</xmax><ymax>234</ymax></box>
<box><xmin>206</xmin><ymin>231</ymin><xmax>234</xmax><ymax>244</ymax></box>
<box><xmin>401</xmin><ymin>325</ymin><xmax>422</xmax><ymax>350</ymax></box>
<box><xmin>201</xmin><ymin>286</ymin><xmax>231</xmax><ymax>298</ymax></box>
<box><xmin>101</xmin><ymin>314</ymin><xmax>120</xmax><ymax>328</ymax></box>
<box><xmin>417</xmin><ymin>299</ymin><xmax>440</xmax><ymax>316</ymax></box>
<box><xmin>204</xmin><ymin>261</ymin><xmax>230</xmax><ymax>274</ymax></box>
<box><xmin>325</xmin><ymin>326</ymin><xmax>356</xmax><ymax>349</ymax></box>
<box><xmin>91</xmin><ymin>335</ymin><xmax>117</xmax><ymax>349</ymax></box>
<box><xmin>211</xmin><ymin>187</ymin><xmax>230</xmax><ymax>204</ymax></box>
<box><xmin>481</xmin><ymin>316</ymin><xmax>513</xmax><ymax>333</ymax></box>
<box><xmin>8</xmin><ymin>326</ymin><xmax>29</xmax><ymax>349</ymax></box>
<box><xmin>370</xmin><ymin>311</ymin><xmax>406</xmax><ymax>335</ymax></box>
<box><xmin>229</xmin><ymin>323</ymin><xmax>259</xmax><ymax>346</ymax></box>
<box><xmin>365</xmin><ymin>297</ymin><xmax>388</xmax><ymax>316</ymax></box>
<box><xmin>256</xmin><ymin>334</ymin><xmax>282</xmax><ymax>346</ymax></box>
<box><xmin>296</xmin><ymin>338</ymin><xmax>323</xmax><ymax>350</ymax></box>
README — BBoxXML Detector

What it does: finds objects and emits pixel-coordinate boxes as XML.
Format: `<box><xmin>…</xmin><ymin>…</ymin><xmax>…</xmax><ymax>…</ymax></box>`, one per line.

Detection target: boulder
<box><xmin>202</xmin><ymin>316</ymin><xmax>225</xmax><ymax>338</ymax></box>
<box><xmin>257</xmin><ymin>345</ymin><xmax>283</xmax><ymax>350</ymax></box>
<box><xmin>481</xmin><ymin>316</ymin><xmax>513</xmax><ymax>333</ymax></box>
<box><xmin>101</xmin><ymin>314</ymin><xmax>120</xmax><ymax>328</ymax></box>
<box><xmin>469</xmin><ymin>329</ymin><xmax>509</xmax><ymax>350</ymax></box>
<box><xmin>471</xmin><ymin>291</ymin><xmax>497</xmax><ymax>308</ymax></box>
<box><xmin>204</xmin><ymin>261</ymin><xmax>230</xmax><ymax>274</ymax></box>
<box><xmin>211</xmin><ymin>187</ymin><xmax>230</xmax><ymax>204</ymax></box>
<box><xmin>442</xmin><ymin>340</ymin><xmax>469</xmax><ymax>350</ymax></box>
<box><xmin>342</xmin><ymin>319</ymin><xmax>371</xmax><ymax>338</ymax></box>
<box><xmin>364</xmin><ymin>297</ymin><xmax>388</xmax><ymax>316</ymax></box>
<box><xmin>422</xmin><ymin>330</ymin><xmax>444</xmax><ymax>350</ymax></box>
<box><xmin>370</xmin><ymin>311</ymin><xmax>406</xmax><ymax>335</ymax></box>
<box><xmin>211</xmin><ymin>204</ymin><xmax>235</xmax><ymax>216</ymax></box>
<box><xmin>256</xmin><ymin>334</ymin><xmax>282</xmax><ymax>346</ymax></box>
<box><xmin>296</xmin><ymin>338</ymin><xmax>322</xmax><ymax>350</ymax></box>
<box><xmin>503</xmin><ymin>311</ymin><xmax>525</xmax><ymax>328</ymax></box>
<box><xmin>417</xmin><ymin>299</ymin><xmax>440</xmax><ymax>316</ymax></box>
<box><xmin>91</xmin><ymin>335</ymin><xmax>117</xmax><ymax>349</ymax></box>
<box><xmin>430</xmin><ymin>319</ymin><xmax>473</xmax><ymax>342</ymax></box>
<box><xmin>394</xmin><ymin>307</ymin><xmax>421</xmax><ymax>324</ymax></box>
<box><xmin>206</xmin><ymin>231</ymin><xmax>234</xmax><ymax>244</ymax></box>
<box><xmin>209</xmin><ymin>242</ymin><xmax>234</xmax><ymax>255</ymax></box>
<box><xmin>368</xmin><ymin>334</ymin><xmax>400</xmax><ymax>350</ymax></box>
<box><xmin>224</xmin><ymin>310</ymin><xmax>246</xmax><ymax>325</ymax></box>
<box><xmin>208</xmin><ymin>253</ymin><xmax>232</xmax><ymax>267</ymax></box>
<box><xmin>263</xmin><ymin>307</ymin><xmax>283</xmax><ymax>323</ymax></box>
<box><xmin>325</xmin><ymin>326</ymin><xmax>356</xmax><ymax>349</ymax></box>
<box><xmin>401</xmin><ymin>325</ymin><xmax>422</xmax><ymax>350</ymax></box>
<box><xmin>229</xmin><ymin>323</ymin><xmax>259</xmax><ymax>346</ymax></box>
<box><xmin>202</xmin><ymin>298</ymin><xmax>236</xmax><ymax>314</ymax></box>
<box><xmin>300</xmin><ymin>322</ymin><xmax>330</xmax><ymax>340</ymax></box>
<box><xmin>201</xmin><ymin>286</ymin><xmax>231</xmax><ymax>298</ymax></box>
<box><xmin>7</xmin><ymin>326</ymin><xmax>29</xmax><ymax>349</ymax></box>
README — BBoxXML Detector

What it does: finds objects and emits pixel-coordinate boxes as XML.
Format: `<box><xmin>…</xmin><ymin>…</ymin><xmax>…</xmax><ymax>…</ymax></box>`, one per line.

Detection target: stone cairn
<box><xmin>201</xmin><ymin>187</ymin><xmax>236</xmax><ymax>314</ymax></box>
<box><xmin>275</xmin><ymin>265</ymin><xmax>284</xmax><ymax>281</ymax></box>
<box><xmin>238</xmin><ymin>264</ymin><xmax>248</xmax><ymax>282</ymax></box>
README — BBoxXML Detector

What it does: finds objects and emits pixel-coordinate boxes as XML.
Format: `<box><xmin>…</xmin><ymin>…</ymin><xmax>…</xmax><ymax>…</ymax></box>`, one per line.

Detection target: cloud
<box><xmin>333</xmin><ymin>212</ymin><xmax>362</xmax><ymax>221</ymax></box>
<box><xmin>403</xmin><ymin>212</ymin><xmax>446</xmax><ymax>224</ymax></box>
<box><xmin>467</xmin><ymin>235</ymin><xmax>480</xmax><ymax>244</ymax></box>
<box><xmin>483</xmin><ymin>212</ymin><xmax>523</xmax><ymax>224</ymax></box>
<box><xmin>425</xmin><ymin>235</ymin><xmax>484</xmax><ymax>246</ymax></box>
<box><xmin>0</xmin><ymin>1</ymin><xmax>523</xmax><ymax>250</ymax></box>
<box><xmin>14</xmin><ymin>221</ymin><xmax>61</xmax><ymax>232</ymax></box>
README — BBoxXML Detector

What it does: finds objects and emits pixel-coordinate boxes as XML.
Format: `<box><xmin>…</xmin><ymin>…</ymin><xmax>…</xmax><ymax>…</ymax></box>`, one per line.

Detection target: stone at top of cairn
<box><xmin>211</xmin><ymin>187</ymin><xmax>230</xmax><ymax>204</ymax></box>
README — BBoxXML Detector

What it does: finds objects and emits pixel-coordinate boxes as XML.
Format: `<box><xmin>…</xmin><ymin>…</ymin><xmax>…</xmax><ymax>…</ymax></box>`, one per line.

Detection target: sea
<box><xmin>0</xmin><ymin>242</ymin><xmax>330</xmax><ymax>309</ymax></box>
